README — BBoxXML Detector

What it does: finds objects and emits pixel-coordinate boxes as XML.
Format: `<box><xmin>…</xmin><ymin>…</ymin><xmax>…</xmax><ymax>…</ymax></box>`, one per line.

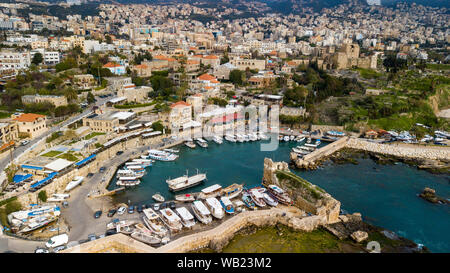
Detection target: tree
<box><xmin>31</xmin><ymin>52</ymin><xmax>43</xmax><ymax>65</ymax></box>
<box><xmin>87</xmin><ymin>92</ymin><xmax>95</xmax><ymax>104</ymax></box>
<box><xmin>38</xmin><ymin>190</ymin><xmax>47</xmax><ymax>203</ymax></box>
<box><xmin>64</xmin><ymin>88</ymin><xmax>78</xmax><ymax>102</ymax></box>
<box><xmin>105</xmin><ymin>35</ymin><xmax>112</xmax><ymax>44</ymax></box>
<box><xmin>151</xmin><ymin>120</ymin><xmax>164</xmax><ymax>132</ymax></box>
<box><xmin>229</xmin><ymin>69</ymin><xmax>244</xmax><ymax>85</ymax></box>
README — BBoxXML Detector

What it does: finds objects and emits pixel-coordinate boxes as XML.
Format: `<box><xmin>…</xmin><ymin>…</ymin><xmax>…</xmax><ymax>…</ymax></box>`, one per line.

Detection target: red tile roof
<box><xmin>170</xmin><ymin>101</ymin><xmax>191</xmax><ymax>108</ymax></box>
<box><xmin>13</xmin><ymin>113</ymin><xmax>45</xmax><ymax>122</ymax></box>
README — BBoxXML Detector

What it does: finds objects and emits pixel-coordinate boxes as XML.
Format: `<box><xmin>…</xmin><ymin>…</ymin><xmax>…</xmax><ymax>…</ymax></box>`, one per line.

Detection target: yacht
<box><xmin>266</xmin><ymin>184</ymin><xmax>292</xmax><ymax>205</ymax></box>
<box><xmin>142</xmin><ymin>208</ymin><xmax>169</xmax><ymax>238</ymax></box>
<box><xmin>198</xmin><ymin>184</ymin><xmax>222</xmax><ymax>199</ymax></box>
<box><xmin>185</xmin><ymin>139</ymin><xmax>196</xmax><ymax>148</ymax></box>
<box><xmin>225</xmin><ymin>134</ymin><xmax>236</xmax><ymax>142</ymax></box>
<box><xmin>175</xmin><ymin>207</ymin><xmax>196</xmax><ymax>228</ymax></box>
<box><xmin>219</xmin><ymin>196</ymin><xmax>235</xmax><ymax>214</ymax></box>
<box><xmin>249</xmin><ymin>189</ymin><xmax>266</xmax><ymax>207</ymax></box>
<box><xmin>221</xmin><ymin>183</ymin><xmax>244</xmax><ymax>199</ymax></box>
<box><xmin>64</xmin><ymin>176</ymin><xmax>84</xmax><ymax>192</ymax></box>
<box><xmin>116</xmin><ymin>177</ymin><xmax>140</xmax><ymax>186</ymax></box>
<box><xmin>116</xmin><ymin>169</ymin><xmax>144</xmax><ymax>178</ymax></box>
<box><xmin>196</xmin><ymin>138</ymin><xmax>208</xmax><ymax>148</ymax></box>
<box><xmin>159</xmin><ymin>208</ymin><xmax>183</xmax><ymax>232</ymax></box>
<box><xmin>191</xmin><ymin>200</ymin><xmax>212</xmax><ymax>224</ymax></box>
<box><xmin>212</xmin><ymin>135</ymin><xmax>223</xmax><ymax>144</ymax></box>
<box><xmin>131</xmin><ymin>159</ymin><xmax>153</xmax><ymax>167</ymax></box>
<box><xmin>166</xmin><ymin>170</ymin><xmax>207</xmax><ymax>192</ymax></box>
<box><xmin>147</xmin><ymin>149</ymin><xmax>178</xmax><ymax>161</ymax></box>
<box><xmin>205</xmin><ymin>197</ymin><xmax>225</xmax><ymax>219</ymax></box>
<box><xmin>124</xmin><ymin>165</ymin><xmax>145</xmax><ymax>173</ymax></box>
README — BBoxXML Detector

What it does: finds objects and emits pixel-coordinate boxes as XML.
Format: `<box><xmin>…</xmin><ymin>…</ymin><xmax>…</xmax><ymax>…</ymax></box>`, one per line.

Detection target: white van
<box><xmin>45</xmin><ymin>234</ymin><xmax>69</xmax><ymax>248</ymax></box>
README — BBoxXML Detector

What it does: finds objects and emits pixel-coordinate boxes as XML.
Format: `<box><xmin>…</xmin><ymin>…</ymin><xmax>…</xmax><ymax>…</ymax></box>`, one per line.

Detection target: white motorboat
<box><xmin>166</xmin><ymin>170</ymin><xmax>207</xmax><ymax>192</ymax></box>
<box><xmin>225</xmin><ymin>134</ymin><xmax>236</xmax><ymax>142</ymax></box>
<box><xmin>116</xmin><ymin>176</ymin><xmax>140</xmax><ymax>186</ymax></box>
<box><xmin>185</xmin><ymin>140</ymin><xmax>196</xmax><ymax>148</ymax></box>
<box><xmin>131</xmin><ymin>230</ymin><xmax>162</xmax><ymax>246</ymax></box>
<box><xmin>47</xmin><ymin>193</ymin><xmax>70</xmax><ymax>202</ymax></box>
<box><xmin>152</xmin><ymin>193</ymin><xmax>165</xmax><ymax>203</ymax></box>
<box><xmin>221</xmin><ymin>183</ymin><xmax>243</xmax><ymax>199</ymax></box>
<box><xmin>175</xmin><ymin>193</ymin><xmax>196</xmax><ymax>202</ymax></box>
<box><xmin>249</xmin><ymin>133</ymin><xmax>258</xmax><ymax>141</ymax></box>
<box><xmin>258</xmin><ymin>133</ymin><xmax>269</xmax><ymax>140</ymax></box>
<box><xmin>65</xmin><ymin>176</ymin><xmax>84</xmax><ymax>192</ymax></box>
<box><xmin>283</xmin><ymin>135</ymin><xmax>290</xmax><ymax>142</ymax></box>
<box><xmin>205</xmin><ymin>197</ymin><xmax>225</xmax><ymax>219</ymax></box>
<box><xmin>159</xmin><ymin>208</ymin><xmax>183</xmax><ymax>232</ymax></box>
<box><xmin>147</xmin><ymin>149</ymin><xmax>178</xmax><ymax>161</ymax></box>
<box><xmin>262</xmin><ymin>192</ymin><xmax>278</xmax><ymax>207</ymax></box>
<box><xmin>175</xmin><ymin>207</ymin><xmax>196</xmax><ymax>228</ymax></box>
<box><xmin>196</xmin><ymin>138</ymin><xmax>208</xmax><ymax>148</ymax></box>
<box><xmin>117</xmin><ymin>169</ymin><xmax>144</xmax><ymax>178</ymax></box>
<box><xmin>212</xmin><ymin>135</ymin><xmax>223</xmax><ymax>144</ymax></box>
<box><xmin>191</xmin><ymin>200</ymin><xmax>212</xmax><ymax>224</ymax></box>
<box><xmin>142</xmin><ymin>208</ymin><xmax>169</xmax><ymax>237</ymax></box>
<box><xmin>163</xmin><ymin>148</ymin><xmax>179</xmax><ymax>153</ymax></box>
<box><xmin>235</xmin><ymin>134</ymin><xmax>244</xmax><ymax>142</ymax></box>
<box><xmin>197</xmin><ymin>184</ymin><xmax>222</xmax><ymax>199</ymax></box>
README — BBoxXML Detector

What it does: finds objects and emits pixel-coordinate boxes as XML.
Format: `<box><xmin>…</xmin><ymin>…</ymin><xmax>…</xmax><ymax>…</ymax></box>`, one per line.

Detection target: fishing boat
<box><xmin>142</xmin><ymin>208</ymin><xmax>169</xmax><ymax>237</ymax></box>
<box><xmin>249</xmin><ymin>189</ymin><xmax>266</xmax><ymax>207</ymax></box>
<box><xmin>147</xmin><ymin>149</ymin><xmax>178</xmax><ymax>161</ymax></box>
<box><xmin>64</xmin><ymin>176</ymin><xmax>84</xmax><ymax>192</ymax></box>
<box><xmin>163</xmin><ymin>148</ymin><xmax>179</xmax><ymax>153</ymax></box>
<box><xmin>266</xmin><ymin>184</ymin><xmax>292</xmax><ymax>205</ymax></box>
<box><xmin>116</xmin><ymin>169</ymin><xmax>144</xmax><ymax>178</ymax></box>
<box><xmin>219</xmin><ymin>196</ymin><xmax>235</xmax><ymax>214</ymax></box>
<box><xmin>295</xmin><ymin>136</ymin><xmax>305</xmax><ymax>142</ymax></box>
<box><xmin>47</xmin><ymin>193</ymin><xmax>70</xmax><ymax>202</ymax></box>
<box><xmin>166</xmin><ymin>170</ymin><xmax>207</xmax><ymax>192</ymax></box>
<box><xmin>196</xmin><ymin>138</ymin><xmax>208</xmax><ymax>148</ymax></box>
<box><xmin>152</xmin><ymin>193</ymin><xmax>165</xmax><ymax>203</ymax></box>
<box><xmin>212</xmin><ymin>135</ymin><xmax>223</xmax><ymax>144</ymax></box>
<box><xmin>197</xmin><ymin>184</ymin><xmax>222</xmax><ymax>199</ymax></box>
<box><xmin>262</xmin><ymin>192</ymin><xmax>278</xmax><ymax>207</ymax></box>
<box><xmin>159</xmin><ymin>208</ymin><xmax>183</xmax><ymax>232</ymax></box>
<box><xmin>225</xmin><ymin>134</ymin><xmax>236</xmax><ymax>142</ymax></box>
<box><xmin>242</xmin><ymin>192</ymin><xmax>256</xmax><ymax>210</ymax></box>
<box><xmin>107</xmin><ymin>219</ymin><xmax>135</xmax><ymax>230</ymax></box>
<box><xmin>124</xmin><ymin>165</ymin><xmax>145</xmax><ymax>173</ymax></box>
<box><xmin>116</xmin><ymin>222</ymin><xmax>136</xmax><ymax>234</ymax></box>
<box><xmin>304</xmin><ymin>139</ymin><xmax>321</xmax><ymax>148</ymax></box>
<box><xmin>205</xmin><ymin>197</ymin><xmax>225</xmax><ymax>219</ymax></box>
<box><xmin>175</xmin><ymin>207</ymin><xmax>196</xmax><ymax>228</ymax></box>
<box><xmin>185</xmin><ymin>139</ymin><xmax>196</xmax><ymax>148</ymax></box>
<box><xmin>221</xmin><ymin>183</ymin><xmax>243</xmax><ymax>199</ymax></box>
<box><xmin>175</xmin><ymin>193</ymin><xmax>195</xmax><ymax>202</ymax></box>
<box><xmin>191</xmin><ymin>200</ymin><xmax>212</xmax><ymax>224</ymax></box>
<box><xmin>131</xmin><ymin>231</ymin><xmax>162</xmax><ymax>246</ymax></box>
<box><xmin>17</xmin><ymin>216</ymin><xmax>57</xmax><ymax>234</ymax></box>
<box><xmin>116</xmin><ymin>177</ymin><xmax>140</xmax><ymax>186</ymax></box>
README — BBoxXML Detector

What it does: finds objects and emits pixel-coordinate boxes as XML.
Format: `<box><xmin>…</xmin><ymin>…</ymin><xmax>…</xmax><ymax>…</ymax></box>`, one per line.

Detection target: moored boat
<box><xmin>152</xmin><ymin>193</ymin><xmax>165</xmax><ymax>203</ymax></box>
<box><xmin>159</xmin><ymin>208</ymin><xmax>183</xmax><ymax>232</ymax></box>
<box><xmin>166</xmin><ymin>170</ymin><xmax>206</xmax><ymax>192</ymax></box>
<box><xmin>191</xmin><ymin>200</ymin><xmax>212</xmax><ymax>224</ymax></box>
<box><xmin>130</xmin><ymin>230</ymin><xmax>162</xmax><ymax>246</ymax></box>
<box><xmin>142</xmin><ymin>208</ymin><xmax>169</xmax><ymax>237</ymax></box>
<box><xmin>262</xmin><ymin>192</ymin><xmax>278</xmax><ymax>207</ymax></box>
<box><xmin>64</xmin><ymin>176</ymin><xmax>84</xmax><ymax>192</ymax></box>
<box><xmin>266</xmin><ymin>184</ymin><xmax>292</xmax><ymax>205</ymax></box>
<box><xmin>225</xmin><ymin>134</ymin><xmax>236</xmax><ymax>142</ymax></box>
<box><xmin>205</xmin><ymin>197</ymin><xmax>225</xmax><ymax>219</ymax></box>
<box><xmin>147</xmin><ymin>149</ymin><xmax>178</xmax><ymax>161</ymax></box>
<box><xmin>185</xmin><ymin>139</ymin><xmax>196</xmax><ymax>148</ymax></box>
<box><xmin>221</xmin><ymin>183</ymin><xmax>243</xmax><ymax>199</ymax></box>
<box><xmin>175</xmin><ymin>193</ymin><xmax>195</xmax><ymax>202</ymax></box>
<box><xmin>219</xmin><ymin>196</ymin><xmax>235</xmax><ymax>214</ymax></box>
<box><xmin>197</xmin><ymin>184</ymin><xmax>222</xmax><ymax>199</ymax></box>
<box><xmin>249</xmin><ymin>189</ymin><xmax>266</xmax><ymax>207</ymax></box>
<box><xmin>196</xmin><ymin>138</ymin><xmax>208</xmax><ymax>148</ymax></box>
<box><xmin>212</xmin><ymin>135</ymin><xmax>223</xmax><ymax>144</ymax></box>
<box><xmin>242</xmin><ymin>192</ymin><xmax>256</xmax><ymax>210</ymax></box>
<box><xmin>175</xmin><ymin>207</ymin><xmax>196</xmax><ymax>228</ymax></box>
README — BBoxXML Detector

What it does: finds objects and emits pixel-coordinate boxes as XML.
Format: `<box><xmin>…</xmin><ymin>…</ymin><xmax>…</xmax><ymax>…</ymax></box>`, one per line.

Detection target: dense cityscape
<box><xmin>0</xmin><ymin>0</ymin><xmax>448</xmax><ymax>257</ymax></box>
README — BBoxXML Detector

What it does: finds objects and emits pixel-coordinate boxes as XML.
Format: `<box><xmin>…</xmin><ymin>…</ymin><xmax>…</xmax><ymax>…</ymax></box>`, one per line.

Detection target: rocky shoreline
<box><xmin>419</xmin><ymin>187</ymin><xmax>450</xmax><ymax>205</ymax></box>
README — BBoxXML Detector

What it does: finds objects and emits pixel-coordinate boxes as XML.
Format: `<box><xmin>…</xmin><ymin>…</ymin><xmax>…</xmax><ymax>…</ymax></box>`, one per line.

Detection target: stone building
<box><xmin>21</xmin><ymin>95</ymin><xmax>68</xmax><ymax>107</ymax></box>
<box><xmin>13</xmin><ymin>113</ymin><xmax>47</xmax><ymax>138</ymax></box>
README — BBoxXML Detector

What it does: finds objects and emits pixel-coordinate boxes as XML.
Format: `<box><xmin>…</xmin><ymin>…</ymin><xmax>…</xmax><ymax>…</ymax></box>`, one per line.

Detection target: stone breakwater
<box><xmin>292</xmin><ymin>137</ymin><xmax>450</xmax><ymax>170</ymax></box>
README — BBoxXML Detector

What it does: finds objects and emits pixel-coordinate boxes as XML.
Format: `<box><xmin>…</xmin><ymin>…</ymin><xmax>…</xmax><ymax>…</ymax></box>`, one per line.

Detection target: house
<box><xmin>73</xmin><ymin>74</ymin><xmax>97</xmax><ymax>90</ymax></box>
<box><xmin>0</xmin><ymin>49</ymin><xmax>31</xmax><ymax>74</ymax></box>
<box><xmin>169</xmin><ymin>101</ymin><xmax>192</xmax><ymax>129</ymax></box>
<box><xmin>13</xmin><ymin>113</ymin><xmax>47</xmax><ymax>138</ymax></box>
<box><xmin>103</xmin><ymin>62</ymin><xmax>126</xmax><ymax>75</ymax></box>
<box><xmin>117</xmin><ymin>84</ymin><xmax>152</xmax><ymax>103</ymax></box>
<box><xmin>0</xmin><ymin>122</ymin><xmax>18</xmax><ymax>145</ymax></box>
<box><xmin>21</xmin><ymin>95</ymin><xmax>68</xmax><ymax>107</ymax></box>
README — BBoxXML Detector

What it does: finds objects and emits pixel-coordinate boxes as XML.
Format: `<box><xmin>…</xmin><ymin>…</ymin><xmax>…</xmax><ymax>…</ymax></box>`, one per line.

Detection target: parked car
<box><xmin>20</xmin><ymin>140</ymin><xmax>30</xmax><ymax>146</ymax></box>
<box><xmin>107</xmin><ymin>209</ymin><xmax>117</xmax><ymax>217</ymax></box>
<box><xmin>105</xmin><ymin>229</ymin><xmax>117</xmax><ymax>236</ymax></box>
<box><xmin>169</xmin><ymin>202</ymin><xmax>176</xmax><ymax>210</ymax></box>
<box><xmin>99</xmin><ymin>167</ymin><xmax>106</xmax><ymax>173</ymax></box>
<box><xmin>128</xmin><ymin>205</ymin><xmax>135</xmax><ymax>214</ymax></box>
<box><xmin>117</xmin><ymin>206</ymin><xmax>126</xmax><ymax>215</ymax></box>
<box><xmin>137</xmin><ymin>205</ymin><xmax>144</xmax><ymax>213</ymax></box>
<box><xmin>153</xmin><ymin>203</ymin><xmax>160</xmax><ymax>211</ymax></box>
<box><xmin>53</xmin><ymin>245</ymin><xmax>67</xmax><ymax>253</ymax></box>
<box><xmin>116</xmin><ymin>151</ymin><xmax>124</xmax><ymax>156</ymax></box>
<box><xmin>94</xmin><ymin>210</ymin><xmax>102</xmax><ymax>219</ymax></box>
<box><xmin>88</xmin><ymin>234</ymin><xmax>96</xmax><ymax>241</ymax></box>
<box><xmin>35</xmin><ymin>248</ymin><xmax>49</xmax><ymax>253</ymax></box>
<box><xmin>87</xmin><ymin>173</ymin><xmax>94</xmax><ymax>178</ymax></box>
<box><xmin>62</xmin><ymin>201</ymin><xmax>69</xmax><ymax>208</ymax></box>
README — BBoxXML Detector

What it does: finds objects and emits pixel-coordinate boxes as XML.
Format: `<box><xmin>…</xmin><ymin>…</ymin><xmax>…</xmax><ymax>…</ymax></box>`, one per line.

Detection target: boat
<box><xmin>116</xmin><ymin>222</ymin><xmax>136</xmax><ymax>234</ymax></box>
<box><xmin>185</xmin><ymin>139</ymin><xmax>196</xmax><ymax>148</ymax></box>
<box><xmin>116</xmin><ymin>177</ymin><xmax>140</xmax><ymax>186</ymax></box>
<box><xmin>166</xmin><ymin>170</ymin><xmax>207</xmax><ymax>192</ymax></box>
<box><xmin>152</xmin><ymin>193</ymin><xmax>165</xmax><ymax>203</ymax></box>
<box><xmin>107</xmin><ymin>219</ymin><xmax>135</xmax><ymax>230</ymax></box>
<box><xmin>326</xmin><ymin>130</ymin><xmax>346</xmax><ymax>137</ymax></box>
<box><xmin>225</xmin><ymin>134</ymin><xmax>236</xmax><ymax>142</ymax></box>
<box><xmin>163</xmin><ymin>148</ymin><xmax>179</xmax><ymax>153</ymax></box>
<box><xmin>117</xmin><ymin>169</ymin><xmax>144</xmax><ymax>178</ymax></box>
<box><xmin>321</xmin><ymin>135</ymin><xmax>338</xmax><ymax>142</ymax></box>
<box><xmin>221</xmin><ymin>183</ymin><xmax>243</xmax><ymax>199</ymax></box>
<box><xmin>235</xmin><ymin>134</ymin><xmax>245</xmax><ymax>142</ymax></box>
<box><xmin>159</xmin><ymin>208</ymin><xmax>183</xmax><ymax>232</ymax></box>
<box><xmin>131</xmin><ymin>159</ymin><xmax>153</xmax><ymax>167</ymax></box>
<box><xmin>47</xmin><ymin>193</ymin><xmax>70</xmax><ymax>202</ymax></box>
<box><xmin>266</xmin><ymin>184</ymin><xmax>292</xmax><ymax>205</ymax></box>
<box><xmin>205</xmin><ymin>197</ymin><xmax>225</xmax><ymax>219</ymax></box>
<box><xmin>196</xmin><ymin>138</ymin><xmax>208</xmax><ymax>148</ymax></box>
<box><xmin>292</xmin><ymin>147</ymin><xmax>310</xmax><ymax>154</ymax></box>
<box><xmin>197</xmin><ymin>184</ymin><xmax>222</xmax><ymax>199</ymax></box>
<box><xmin>64</xmin><ymin>176</ymin><xmax>84</xmax><ymax>192</ymax></box>
<box><xmin>242</xmin><ymin>192</ymin><xmax>256</xmax><ymax>209</ymax></box>
<box><xmin>175</xmin><ymin>207</ymin><xmax>196</xmax><ymax>228</ymax></box>
<box><xmin>17</xmin><ymin>216</ymin><xmax>57</xmax><ymax>234</ymax></box>
<box><xmin>219</xmin><ymin>196</ymin><xmax>235</xmax><ymax>214</ymax></box>
<box><xmin>249</xmin><ymin>189</ymin><xmax>266</xmax><ymax>207</ymax></box>
<box><xmin>243</xmin><ymin>134</ymin><xmax>250</xmax><ymax>142</ymax></box>
<box><xmin>249</xmin><ymin>133</ymin><xmax>258</xmax><ymax>141</ymax></box>
<box><xmin>258</xmin><ymin>133</ymin><xmax>269</xmax><ymax>140</ymax></box>
<box><xmin>283</xmin><ymin>136</ymin><xmax>290</xmax><ymax>142</ymax></box>
<box><xmin>212</xmin><ymin>135</ymin><xmax>223</xmax><ymax>144</ymax></box>
<box><xmin>305</xmin><ymin>139</ymin><xmax>321</xmax><ymax>148</ymax></box>
<box><xmin>295</xmin><ymin>136</ymin><xmax>306</xmax><ymax>142</ymax></box>
<box><xmin>131</xmin><ymin>231</ymin><xmax>162</xmax><ymax>246</ymax></box>
<box><xmin>290</xmin><ymin>135</ymin><xmax>295</xmax><ymax>141</ymax></box>
<box><xmin>142</xmin><ymin>208</ymin><xmax>169</xmax><ymax>237</ymax></box>
<box><xmin>175</xmin><ymin>193</ymin><xmax>195</xmax><ymax>202</ymax></box>
<box><xmin>262</xmin><ymin>192</ymin><xmax>278</xmax><ymax>207</ymax></box>
<box><xmin>124</xmin><ymin>165</ymin><xmax>145</xmax><ymax>173</ymax></box>
<box><xmin>147</xmin><ymin>149</ymin><xmax>178</xmax><ymax>161</ymax></box>
<box><xmin>191</xmin><ymin>200</ymin><xmax>212</xmax><ymax>224</ymax></box>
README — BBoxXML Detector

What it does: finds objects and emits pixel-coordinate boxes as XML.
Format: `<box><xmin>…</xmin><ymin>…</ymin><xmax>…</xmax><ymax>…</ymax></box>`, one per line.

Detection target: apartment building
<box><xmin>13</xmin><ymin>113</ymin><xmax>48</xmax><ymax>138</ymax></box>
<box><xmin>230</xmin><ymin>58</ymin><xmax>266</xmax><ymax>71</ymax></box>
<box><xmin>169</xmin><ymin>101</ymin><xmax>192</xmax><ymax>129</ymax></box>
<box><xmin>0</xmin><ymin>49</ymin><xmax>31</xmax><ymax>74</ymax></box>
<box><xmin>0</xmin><ymin>122</ymin><xmax>18</xmax><ymax>145</ymax></box>
<box><xmin>21</xmin><ymin>95</ymin><xmax>68</xmax><ymax>107</ymax></box>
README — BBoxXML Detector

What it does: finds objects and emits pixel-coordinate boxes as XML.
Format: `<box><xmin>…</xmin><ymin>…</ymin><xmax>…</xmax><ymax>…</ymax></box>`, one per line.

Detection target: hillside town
<box><xmin>0</xmin><ymin>0</ymin><xmax>448</xmax><ymax>255</ymax></box>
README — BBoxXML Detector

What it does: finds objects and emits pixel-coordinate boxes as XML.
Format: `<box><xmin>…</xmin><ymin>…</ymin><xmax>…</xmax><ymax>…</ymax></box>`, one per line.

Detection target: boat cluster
<box><xmin>385</xmin><ymin>130</ymin><xmax>449</xmax><ymax>145</ymax></box>
<box><xmin>7</xmin><ymin>204</ymin><xmax>61</xmax><ymax>234</ymax></box>
<box><xmin>184</xmin><ymin>133</ymin><xmax>269</xmax><ymax>148</ymax></box>
<box><xmin>278</xmin><ymin>134</ymin><xmax>307</xmax><ymax>142</ymax></box>
<box><xmin>291</xmin><ymin>137</ymin><xmax>321</xmax><ymax>157</ymax></box>
<box><xmin>116</xmin><ymin>157</ymin><xmax>154</xmax><ymax>187</ymax></box>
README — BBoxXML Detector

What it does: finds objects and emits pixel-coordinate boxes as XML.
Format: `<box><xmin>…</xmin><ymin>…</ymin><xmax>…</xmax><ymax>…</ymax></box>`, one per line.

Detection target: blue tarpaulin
<box><xmin>21</xmin><ymin>165</ymin><xmax>43</xmax><ymax>170</ymax></box>
<box><xmin>30</xmin><ymin>172</ymin><xmax>58</xmax><ymax>189</ymax></box>
<box><xmin>13</xmin><ymin>174</ymin><xmax>32</xmax><ymax>184</ymax></box>
<box><xmin>75</xmin><ymin>154</ymin><xmax>96</xmax><ymax>167</ymax></box>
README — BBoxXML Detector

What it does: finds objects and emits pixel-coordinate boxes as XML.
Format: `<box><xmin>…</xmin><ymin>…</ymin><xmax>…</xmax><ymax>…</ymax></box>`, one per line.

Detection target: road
<box><xmin>0</xmin><ymin>96</ymin><xmax>110</xmax><ymax>179</ymax></box>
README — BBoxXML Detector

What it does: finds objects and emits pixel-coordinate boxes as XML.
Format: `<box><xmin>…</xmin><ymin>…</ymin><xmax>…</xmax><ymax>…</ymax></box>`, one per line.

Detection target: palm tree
<box><xmin>64</xmin><ymin>88</ymin><xmax>78</xmax><ymax>102</ymax></box>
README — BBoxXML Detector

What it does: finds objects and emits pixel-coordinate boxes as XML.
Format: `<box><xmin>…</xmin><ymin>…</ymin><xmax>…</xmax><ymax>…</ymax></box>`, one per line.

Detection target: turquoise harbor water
<box><xmin>109</xmin><ymin>139</ymin><xmax>450</xmax><ymax>253</ymax></box>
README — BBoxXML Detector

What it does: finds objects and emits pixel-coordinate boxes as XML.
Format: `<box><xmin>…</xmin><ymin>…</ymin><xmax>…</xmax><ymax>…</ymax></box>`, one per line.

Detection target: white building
<box><xmin>0</xmin><ymin>49</ymin><xmax>30</xmax><ymax>74</ymax></box>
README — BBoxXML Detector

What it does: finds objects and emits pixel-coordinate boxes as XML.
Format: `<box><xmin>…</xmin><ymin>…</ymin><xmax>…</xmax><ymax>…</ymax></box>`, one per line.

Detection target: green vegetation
<box><xmin>46</xmin><ymin>131</ymin><xmax>62</xmax><ymax>143</ymax></box>
<box><xmin>113</xmin><ymin>101</ymin><xmax>156</xmax><ymax>109</ymax></box>
<box><xmin>151</xmin><ymin>120</ymin><xmax>164</xmax><ymax>132</ymax></box>
<box><xmin>84</xmin><ymin>132</ymin><xmax>105</xmax><ymax>140</ymax></box>
<box><xmin>208</xmin><ymin>97</ymin><xmax>228</xmax><ymax>107</ymax></box>
<box><xmin>41</xmin><ymin>150</ymin><xmax>63</xmax><ymax>157</ymax></box>
<box><xmin>426</xmin><ymin>63</ymin><xmax>450</xmax><ymax>71</ymax></box>
<box><xmin>57</xmin><ymin>153</ymin><xmax>79</xmax><ymax>162</ymax></box>
<box><xmin>38</xmin><ymin>190</ymin><xmax>47</xmax><ymax>203</ymax></box>
<box><xmin>0</xmin><ymin>199</ymin><xmax>22</xmax><ymax>228</ymax></box>
<box><xmin>0</xmin><ymin>111</ymin><xmax>11</xmax><ymax>119</ymax></box>
<box><xmin>355</xmin><ymin>68</ymin><xmax>383</xmax><ymax>79</ymax></box>
<box><xmin>276</xmin><ymin>170</ymin><xmax>325</xmax><ymax>201</ymax></box>
<box><xmin>229</xmin><ymin>69</ymin><xmax>245</xmax><ymax>86</ymax></box>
